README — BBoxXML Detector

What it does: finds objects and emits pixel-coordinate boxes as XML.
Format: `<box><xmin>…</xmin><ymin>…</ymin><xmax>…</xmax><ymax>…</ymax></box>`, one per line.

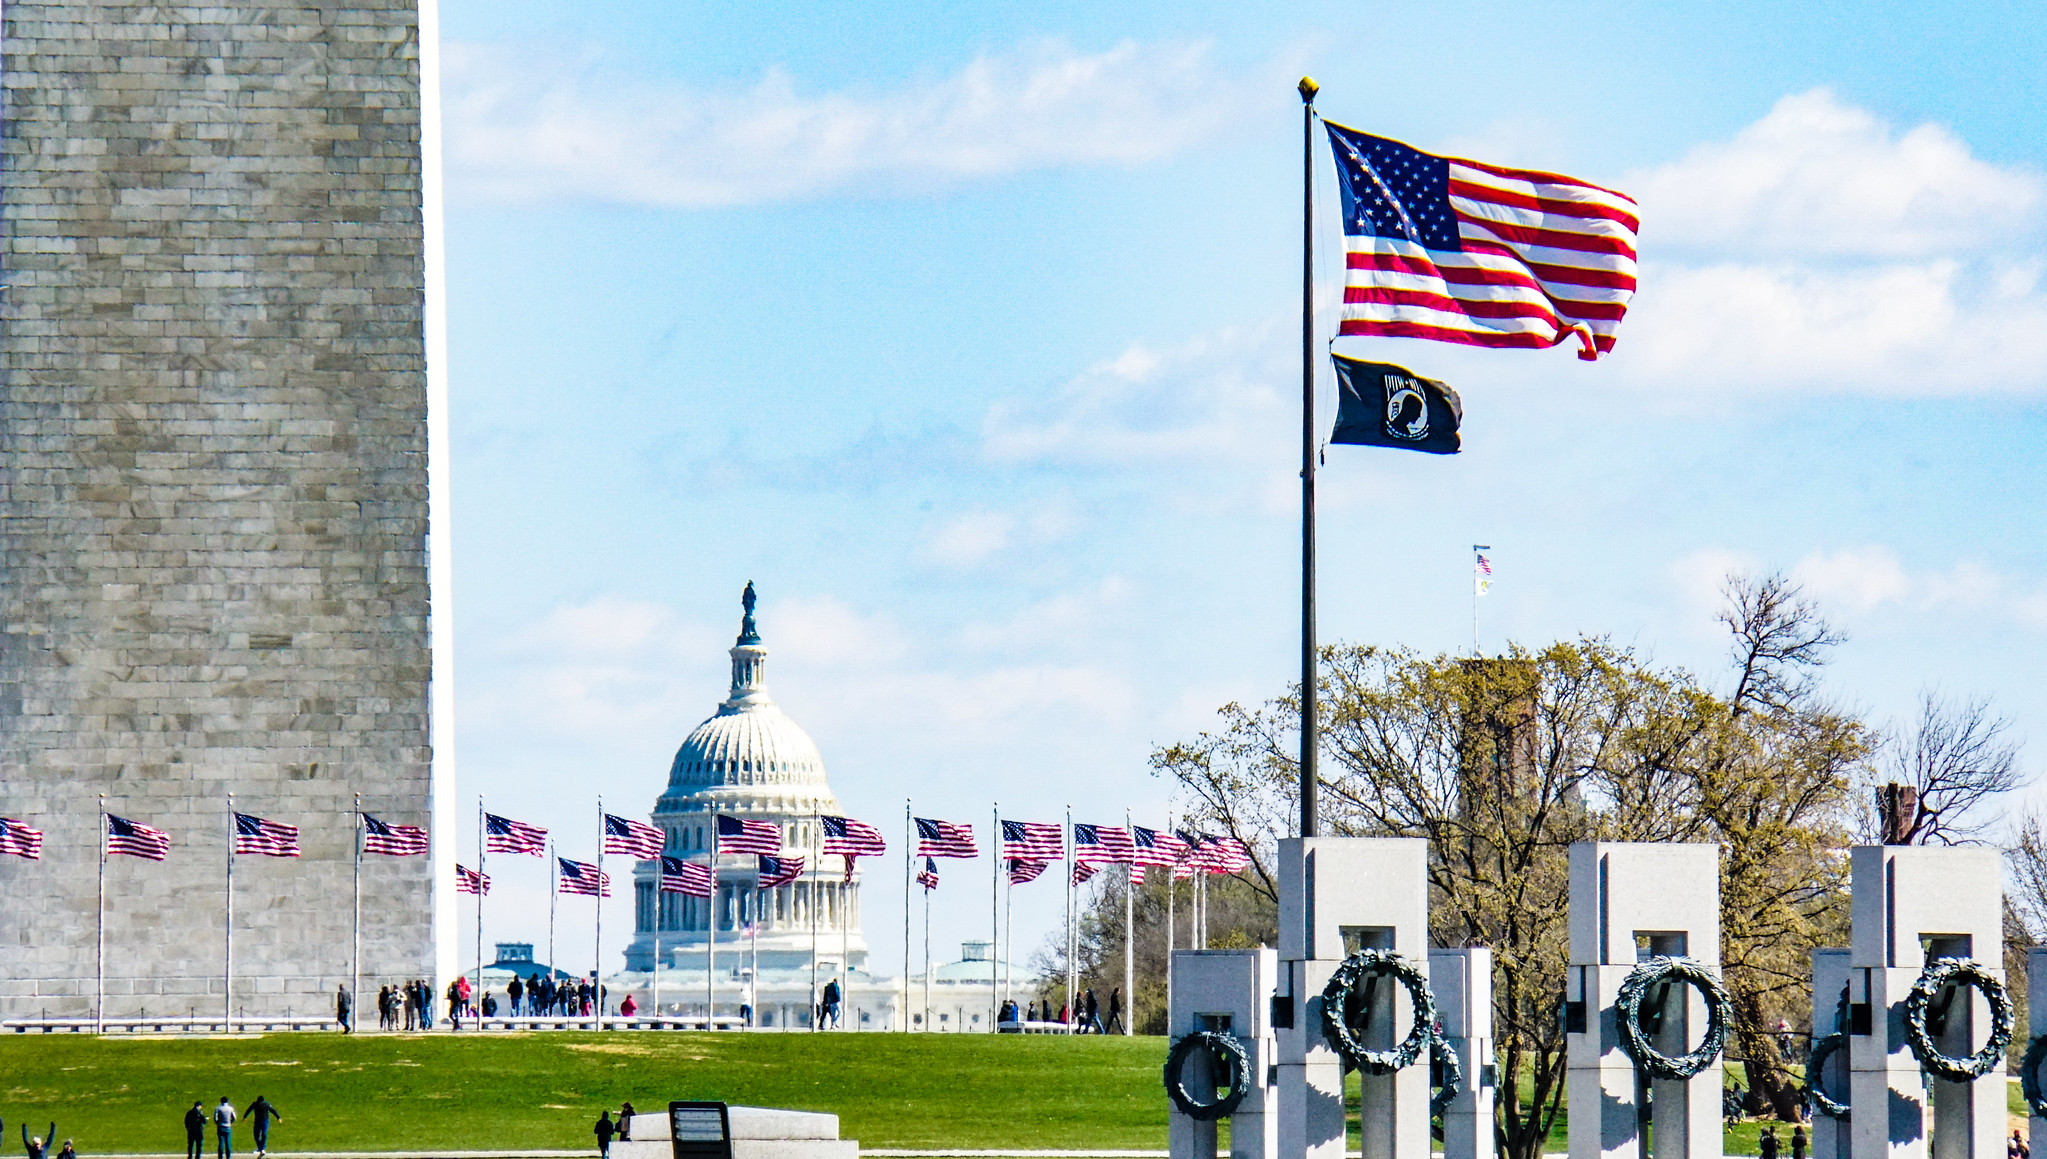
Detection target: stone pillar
<box><xmin>1811</xmin><ymin>947</ymin><xmax>1852</xmax><ymax>1159</ymax></box>
<box><xmin>1168</xmin><ymin>948</ymin><xmax>1279</xmax><ymax>1159</ymax></box>
<box><xmin>1430</xmin><ymin>948</ymin><xmax>1495</xmax><ymax>1159</ymax></box>
<box><xmin>2030</xmin><ymin>948</ymin><xmax>2047</xmax><ymax>1159</ymax></box>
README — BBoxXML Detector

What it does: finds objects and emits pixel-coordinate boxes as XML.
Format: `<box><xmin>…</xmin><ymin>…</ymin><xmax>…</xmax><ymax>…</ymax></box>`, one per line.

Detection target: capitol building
<box><xmin>608</xmin><ymin>587</ymin><xmax>1027</xmax><ymax>1031</ymax></box>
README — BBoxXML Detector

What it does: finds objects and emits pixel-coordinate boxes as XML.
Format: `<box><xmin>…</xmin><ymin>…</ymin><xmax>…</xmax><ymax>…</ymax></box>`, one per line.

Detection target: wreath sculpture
<box><xmin>1321</xmin><ymin>949</ymin><xmax>1438</xmax><ymax>1075</ymax></box>
<box><xmin>2019</xmin><ymin>1035</ymin><xmax>2047</xmax><ymax>1119</ymax></box>
<box><xmin>1163</xmin><ymin>1030</ymin><xmax>1253</xmax><ymax>1121</ymax></box>
<box><xmin>1430</xmin><ymin>1029</ymin><xmax>1464</xmax><ymax>1120</ymax></box>
<box><xmin>1903</xmin><ymin>959</ymin><xmax>2012</xmax><ymax>1082</ymax></box>
<box><xmin>1614</xmin><ymin>957</ymin><xmax>1732</xmax><ymax>1081</ymax></box>
<box><xmin>1803</xmin><ymin>1032</ymin><xmax>1849</xmax><ymax>1118</ymax></box>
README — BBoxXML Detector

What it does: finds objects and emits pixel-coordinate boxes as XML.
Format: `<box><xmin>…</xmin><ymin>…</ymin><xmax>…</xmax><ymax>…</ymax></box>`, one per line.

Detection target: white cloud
<box><xmin>1791</xmin><ymin>547</ymin><xmax>1913</xmax><ymax>613</ymax></box>
<box><xmin>1790</xmin><ymin>545</ymin><xmax>2045</xmax><ymax>625</ymax></box>
<box><xmin>1631</xmin><ymin>89</ymin><xmax>2041</xmax><ymax>259</ymax></box>
<box><xmin>443</xmin><ymin>38</ymin><xmax>1247</xmax><ymax>207</ymax></box>
<box><xmin>919</xmin><ymin>511</ymin><xmax>1016</xmax><ymax>569</ymax></box>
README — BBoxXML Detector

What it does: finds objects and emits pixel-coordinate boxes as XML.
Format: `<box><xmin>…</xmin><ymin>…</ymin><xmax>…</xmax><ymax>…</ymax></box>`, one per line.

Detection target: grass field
<box><xmin>1</xmin><ymin>1034</ymin><xmax>2023</xmax><ymax>1156</ymax></box>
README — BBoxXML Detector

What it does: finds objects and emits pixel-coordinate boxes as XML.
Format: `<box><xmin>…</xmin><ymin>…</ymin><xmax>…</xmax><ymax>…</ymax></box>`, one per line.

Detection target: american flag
<box><xmin>1007</xmin><ymin>859</ymin><xmax>1046</xmax><ymax>886</ymax></box>
<box><xmin>822</xmin><ymin>815</ymin><xmax>886</xmax><ymax>882</ymax></box>
<box><xmin>1001</xmin><ymin>819</ymin><xmax>1064</xmax><ymax>861</ymax></box>
<box><xmin>233</xmin><ymin>812</ymin><xmax>301</xmax><ymax>858</ymax></box>
<box><xmin>106</xmin><ymin>815</ymin><xmax>170</xmax><ymax>861</ymax></box>
<box><xmin>1132</xmin><ymin>826</ymin><xmax>1186</xmax><ymax>865</ymax></box>
<box><xmin>1174</xmin><ymin>830</ymin><xmax>1205</xmax><ymax>880</ymax></box>
<box><xmin>1073</xmin><ymin>823</ymin><xmax>1136</xmax><ymax>864</ymax></box>
<box><xmin>455</xmin><ymin>864</ymin><xmax>490</xmax><ymax>895</ymax></box>
<box><xmin>0</xmin><ymin>817</ymin><xmax>43</xmax><ymax>860</ymax></box>
<box><xmin>603</xmin><ymin>813</ymin><xmax>666</xmax><ymax>860</ymax></box>
<box><xmin>362</xmin><ymin>814</ymin><xmax>428</xmax><ymax>856</ymax></box>
<box><xmin>1324</xmin><ymin>121</ymin><xmax>1638</xmax><ymax>362</ymax></box>
<box><xmin>557</xmin><ymin>857</ymin><xmax>611</xmax><ymax>897</ymax></box>
<box><xmin>659</xmin><ymin>856</ymin><xmax>713</xmax><ymax>898</ymax></box>
<box><xmin>716</xmin><ymin>814</ymin><xmax>782</xmax><ymax>856</ymax></box>
<box><xmin>1193</xmin><ymin>832</ymin><xmax>1252</xmax><ymax>874</ymax></box>
<box><xmin>916</xmin><ymin>856</ymin><xmax>940</xmax><ymax>891</ymax></box>
<box><xmin>486</xmin><ymin>813</ymin><xmax>548</xmax><ymax>856</ymax></box>
<box><xmin>1072</xmin><ymin>860</ymin><xmax>1101</xmax><ymax>886</ymax></box>
<box><xmin>757</xmin><ymin>854</ymin><xmax>803</xmax><ymax>889</ymax></box>
<box><xmin>1475</xmin><ymin>549</ymin><xmax>1493</xmax><ymax>597</ymax></box>
<box><xmin>915</xmin><ymin>817</ymin><xmax>977</xmax><ymax>859</ymax></box>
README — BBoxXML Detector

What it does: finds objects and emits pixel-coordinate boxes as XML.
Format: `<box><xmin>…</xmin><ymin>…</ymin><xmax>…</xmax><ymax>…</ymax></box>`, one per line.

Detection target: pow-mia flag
<box><xmin>1330</xmin><ymin>354</ymin><xmax>1462</xmax><ymax>455</ymax></box>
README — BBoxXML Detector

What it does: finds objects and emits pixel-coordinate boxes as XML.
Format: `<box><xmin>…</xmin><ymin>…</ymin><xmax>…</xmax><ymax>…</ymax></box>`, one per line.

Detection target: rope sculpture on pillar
<box><xmin>1613</xmin><ymin>956</ymin><xmax>1732</xmax><ymax>1081</ymax></box>
<box><xmin>1902</xmin><ymin>959</ymin><xmax>2013</xmax><ymax>1082</ymax></box>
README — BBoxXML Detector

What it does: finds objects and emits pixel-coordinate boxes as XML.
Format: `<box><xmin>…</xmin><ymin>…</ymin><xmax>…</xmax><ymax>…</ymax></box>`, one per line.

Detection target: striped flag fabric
<box><xmin>1173</xmin><ymin>831</ymin><xmax>1205</xmax><ymax>880</ymax></box>
<box><xmin>1007</xmin><ymin>859</ymin><xmax>1046</xmax><ymax>886</ymax></box>
<box><xmin>915</xmin><ymin>817</ymin><xmax>977</xmax><ymax>859</ymax></box>
<box><xmin>1132</xmin><ymin>826</ymin><xmax>1186</xmax><ymax>865</ymax></box>
<box><xmin>717</xmin><ymin>814</ymin><xmax>781</xmax><ymax>856</ymax></box>
<box><xmin>822</xmin><ymin>815</ymin><xmax>886</xmax><ymax>882</ymax></box>
<box><xmin>486</xmin><ymin>813</ymin><xmax>548</xmax><ymax>856</ymax></box>
<box><xmin>233</xmin><ymin>812</ymin><xmax>301</xmax><ymax>858</ymax></box>
<box><xmin>1072</xmin><ymin>860</ymin><xmax>1101</xmax><ymax>886</ymax></box>
<box><xmin>1194</xmin><ymin>832</ymin><xmax>1253</xmax><ymax>874</ymax></box>
<box><xmin>362</xmin><ymin>814</ymin><xmax>428</xmax><ymax>856</ymax></box>
<box><xmin>106</xmin><ymin>815</ymin><xmax>170</xmax><ymax>861</ymax></box>
<box><xmin>1073</xmin><ymin>823</ymin><xmax>1136</xmax><ymax>864</ymax></box>
<box><xmin>757</xmin><ymin>854</ymin><xmax>804</xmax><ymax>890</ymax></box>
<box><xmin>456</xmin><ymin>864</ymin><xmax>490</xmax><ymax>895</ymax></box>
<box><xmin>557</xmin><ymin>857</ymin><xmax>611</xmax><ymax>897</ymax></box>
<box><xmin>603</xmin><ymin>813</ymin><xmax>666</xmax><ymax>860</ymax></box>
<box><xmin>916</xmin><ymin>856</ymin><xmax>940</xmax><ymax>891</ymax></box>
<box><xmin>1000</xmin><ymin>820</ymin><xmax>1064</xmax><ymax>862</ymax></box>
<box><xmin>1475</xmin><ymin>549</ymin><xmax>1493</xmax><ymax>596</ymax></box>
<box><xmin>0</xmin><ymin>817</ymin><xmax>43</xmax><ymax>860</ymax></box>
<box><xmin>659</xmin><ymin>856</ymin><xmax>713</xmax><ymax>897</ymax></box>
<box><xmin>1324</xmin><ymin>120</ymin><xmax>1638</xmax><ymax>362</ymax></box>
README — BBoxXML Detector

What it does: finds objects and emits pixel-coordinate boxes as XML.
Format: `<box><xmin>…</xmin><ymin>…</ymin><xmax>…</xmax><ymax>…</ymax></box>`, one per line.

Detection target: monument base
<box><xmin>614</xmin><ymin>1107</ymin><xmax>857</xmax><ymax>1159</ymax></box>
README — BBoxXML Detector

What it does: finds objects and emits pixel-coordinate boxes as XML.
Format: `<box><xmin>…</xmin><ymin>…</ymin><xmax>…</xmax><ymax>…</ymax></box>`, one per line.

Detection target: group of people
<box><xmin>1013</xmin><ymin>987</ymin><xmax>1123</xmax><ymax>1033</ymax></box>
<box><xmin>590</xmin><ymin>1103</ymin><xmax>637</xmax><ymax>1159</ymax></box>
<box><xmin>812</xmin><ymin>980</ymin><xmax>842</xmax><ymax>1029</ymax></box>
<box><xmin>504</xmin><ymin>973</ymin><xmax>606</xmax><ymax>1017</ymax></box>
<box><xmin>9</xmin><ymin>1121</ymin><xmax>75</xmax><ymax>1159</ymax></box>
<box><xmin>182</xmin><ymin>1098</ymin><xmax>281</xmax><ymax>1159</ymax></box>
<box><xmin>363</xmin><ymin>979</ymin><xmax>440</xmax><ymax>1031</ymax></box>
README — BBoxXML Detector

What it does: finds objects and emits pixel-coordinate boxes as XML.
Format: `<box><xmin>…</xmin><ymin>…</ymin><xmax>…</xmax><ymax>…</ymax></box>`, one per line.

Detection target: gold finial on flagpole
<box><xmin>1298</xmin><ymin>76</ymin><xmax>1319</xmax><ymax>102</ymax></box>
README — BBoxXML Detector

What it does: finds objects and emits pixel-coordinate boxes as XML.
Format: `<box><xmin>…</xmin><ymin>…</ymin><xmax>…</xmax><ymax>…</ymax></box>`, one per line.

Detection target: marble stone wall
<box><xmin>0</xmin><ymin>0</ymin><xmax>437</xmax><ymax>1017</ymax></box>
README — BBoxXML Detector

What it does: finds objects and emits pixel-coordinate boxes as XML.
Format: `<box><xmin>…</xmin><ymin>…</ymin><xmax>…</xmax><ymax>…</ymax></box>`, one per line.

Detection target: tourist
<box><xmin>244</xmin><ymin>1095</ymin><xmax>281</xmax><ymax>1158</ymax></box>
<box><xmin>213</xmin><ymin>1097</ymin><xmax>236</xmax><ymax>1159</ymax></box>
<box><xmin>1791</xmin><ymin>1126</ymin><xmax>1808</xmax><ymax>1159</ymax></box>
<box><xmin>336</xmin><ymin>984</ymin><xmax>353</xmax><ymax>1034</ymax></box>
<box><xmin>401</xmin><ymin>983</ymin><xmax>415</xmax><ymax>1031</ymax></box>
<box><xmin>1105</xmin><ymin>988</ymin><xmax>1124</xmax><ymax>1035</ymax></box>
<box><xmin>619</xmin><ymin>994</ymin><xmax>637</xmax><ymax>1018</ymax></box>
<box><xmin>508</xmin><ymin>975</ymin><xmax>524</xmax><ymax>1016</ymax></box>
<box><xmin>446</xmin><ymin>979</ymin><xmax>463</xmax><ymax>1029</ymax></box>
<box><xmin>1083</xmin><ymin>989</ymin><xmax>1100</xmax><ymax>1034</ymax></box>
<box><xmin>619</xmin><ymin>1103</ymin><xmax>636</xmax><ymax>1141</ymax></box>
<box><xmin>185</xmin><ymin>1102</ymin><xmax>207</xmax><ymax>1159</ymax></box>
<box><xmin>23</xmin><ymin>1121</ymin><xmax>56</xmax><ymax>1159</ymax></box>
<box><xmin>57</xmin><ymin>1139</ymin><xmax>76</xmax><ymax>1159</ymax></box>
<box><xmin>2011</xmin><ymin>1131</ymin><xmax>2030</xmax><ymax>1159</ymax></box>
<box><xmin>823</xmin><ymin>979</ymin><xmax>841</xmax><ymax>1028</ymax></box>
<box><xmin>1759</xmin><ymin>1126</ymin><xmax>1779</xmax><ymax>1159</ymax></box>
<box><xmin>593</xmin><ymin>1112</ymin><xmax>617</xmax><ymax>1159</ymax></box>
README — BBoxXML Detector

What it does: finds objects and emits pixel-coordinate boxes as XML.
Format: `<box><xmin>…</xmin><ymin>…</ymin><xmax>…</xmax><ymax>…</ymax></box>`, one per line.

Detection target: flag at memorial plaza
<box><xmin>603</xmin><ymin>813</ymin><xmax>665</xmax><ymax>859</ymax></box>
<box><xmin>757</xmin><ymin>854</ymin><xmax>804</xmax><ymax>889</ymax></box>
<box><xmin>1323</xmin><ymin>120</ymin><xmax>1638</xmax><ymax>360</ymax></box>
<box><xmin>486</xmin><ymin>812</ymin><xmax>547</xmax><ymax>855</ymax></box>
<box><xmin>659</xmin><ymin>855</ymin><xmax>712</xmax><ymax>897</ymax></box>
<box><xmin>0</xmin><ymin>817</ymin><xmax>42</xmax><ymax>860</ymax></box>
<box><xmin>233</xmin><ymin>812</ymin><xmax>301</xmax><ymax>857</ymax></box>
<box><xmin>1330</xmin><ymin>355</ymin><xmax>1463</xmax><ymax>455</ymax></box>
<box><xmin>1001</xmin><ymin>819</ymin><xmax>1063</xmax><ymax>861</ymax></box>
<box><xmin>821</xmin><ymin>815</ymin><xmax>886</xmax><ymax>880</ymax></box>
<box><xmin>916</xmin><ymin>856</ymin><xmax>940</xmax><ymax>890</ymax></box>
<box><xmin>1071</xmin><ymin>860</ymin><xmax>1100</xmax><ymax>885</ymax></box>
<box><xmin>106</xmin><ymin>815</ymin><xmax>170</xmax><ymax>860</ymax></box>
<box><xmin>558</xmin><ymin>857</ymin><xmax>611</xmax><ymax>897</ymax></box>
<box><xmin>361</xmin><ymin>813</ymin><xmax>428</xmax><ymax>856</ymax></box>
<box><xmin>1173</xmin><ymin>831</ymin><xmax>1204</xmax><ymax>879</ymax></box>
<box><xmin>455</xmin><ymin>864</ymin><xmax>490</xmax><ymax>895</ymax></box>
<box><xmin>1073</xmin><ymin>822</ymin><xmax>1136</xmax><ymax>864</ymax></box>
<box><xmin>1131</xmin><ymin>826</ymin><xmax>1186</xmax><ymax>883</ymax></box>
<box><xmin>1008</xmin><ymin>859</ymin><xmax>1046</xmax><ymax>885</ymax></box>
<box><xmin>915</xmin><ymin>817</ymin><xmax>976</xmax><ymax>859</ymax></box>
<box><xmin>1193</xmin><ymin>832</ymin><xmax>1252</xmax><ymax>873</ymax></box>
<box><xmin>716</xmin><ymin>814</ymin><xmax>781</xmax><ymax>855</ymax></box>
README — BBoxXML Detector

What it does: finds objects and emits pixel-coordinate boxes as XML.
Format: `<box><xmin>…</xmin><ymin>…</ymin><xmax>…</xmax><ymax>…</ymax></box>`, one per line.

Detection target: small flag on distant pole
<box><xmin>106</xmin><ymin>815</ymin><xmax>170</xmax><ymax>861</ymax></box>
<box><xmin>916</xmin><ymin>857</ymin><xmax>940</xmax><ymax>891</ymax></box>
<box><xmin>603</xmin><ymin>813</ymin><xmax>666</xmax><ymax>860</ymax></box>
<box><xmin>233</xmin><ymin>812</ymin><xmax>301</xmax><ymax>858</ymax></box>
<box><xmin>362</xmin><ymin>814</ymin><xmax>429</xmax><ymax>856</ymax></box>
<box><xmin>659</xmin><ymin>856</ymin><xmax>713</xmax><ymax>898</ymax></box>
<box><xmin>456</xmin><ymin>864</ymin><xmax>491</xmax><ymax>895</ymax></box>
<box><xmin>486</xmin><ymin>813</ymin><xmax>548</xmax><ymax>856</ymax></box>
<box><xmin>1475</xmin><ymin>547</ymin><xmax>1493</xmax><ymax>596</ymax></box>
<box><xmin>0</xmin><ymin>817</ymin><xmax>43</xmax><ymax>860</ymax></box>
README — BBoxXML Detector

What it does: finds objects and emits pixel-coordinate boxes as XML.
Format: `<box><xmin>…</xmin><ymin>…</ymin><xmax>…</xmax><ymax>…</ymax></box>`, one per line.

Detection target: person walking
<box><xmin>23</xmin><ymin>1122</ymin><xmax>56</xmax><ymax>1159</ymax></box>
<box><xmin>593</xmin><ymin>1112</ymin><xmax>617</xmax><ymax>1159</ymax></box>
<box><xmin>822</xmin><ymin>979</ymin><xmax>841</xmax><ymax>1028</ymax></box>
<box><xmin>1105</xmin><ymin>987</ymin><xmax>1124</xmax><ymax>1035</ymax></box>
<box><xmin>1083</xmin><ymin>989</ymin><xmax>1100</xmax><ymax>1034</ymax></box>
<box><xmin>508</xmin><ymin>975</ymin><xmax>524</xmax><ymax>1017</ymax></box>
<box><xmin>336</xmin><ymin>984</ymin><xmax>353</xmax><ymax>1034</ymax></box>
<box><xmin>243</xmin><ymin>1097</ymin><xmax>280</xmax><ymax>1159</ymax></box>
<box><xmin>185</xmin><ymin>1103</ymin><xmax>207</xmax><ymax>1159</ymax></box>
<box><xmin>1759</xmin><ymin>1126</ymin><xmax>1779</xmax><ymax>1159</ymax></box>
<box><xmin>212</xmin><ymin>1098</ymin><xmax>236</xmax><ymax>1159</ymax></box>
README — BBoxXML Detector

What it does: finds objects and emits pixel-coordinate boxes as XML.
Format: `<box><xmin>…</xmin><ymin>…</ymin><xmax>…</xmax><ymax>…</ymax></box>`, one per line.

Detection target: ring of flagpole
<box><xmin>1163</xmin><ymin>1030</ymin><xmax>1252</xmax><ymax>1121</ymax></box>
<box><xmin>1903</xmin><ymin>959</ymin><xmax>2012</xmax><ymax>1082</ymax></box>
<box><xmin>1320</xmin><ymin>949</ymin><xmax>1436</xmax><ymax>1075</ymax></box>
<box><xmin>1614</xmin><ymin>957</ymin><xmax>1731</xmax><ymax>1082</ymax></box>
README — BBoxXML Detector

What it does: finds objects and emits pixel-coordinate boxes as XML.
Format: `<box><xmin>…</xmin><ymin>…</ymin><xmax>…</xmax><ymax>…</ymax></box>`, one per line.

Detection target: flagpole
<box><xmin>546</xmin><ymin>836</ymin><xmax>556</xmax><ymax>1009</ymax></box>
<box><xmin>652</xmin><ymin>848</ymin><xmax>662</xmax><ymax>1027</ymax></box>
<box><xmin>1472</xmin><ymin>543</ymin><xmax>1492</xmax><ymax>658</ymax></box>
<box><xmin>748</xmin><ymin>878</ymin><xmax>758</xmax><ymax>1029</ymax></box>
<box><xmin>902</xmin><ymin>799</ymin><xmax>912</xmax><ymax>1033</ymax></box>
<box><xmin>1123</xmin><ymin>806</ymin><xmax>1134</xmax><ymax>1037</ymax></box>
<box><xmin>225</xmin><ymin>790</ymin><xmax>234</xmax><ymax>1031</ymax></box>
<box><xmin>921</xmin><ymin>868</ymin><xmax>931</xmax><ymax>1034</ymax></box>
<box><xmin>352</xmin><ymin>793</ymin><xmax>362</xmax><ymax>1036</ymax></box>
<box><xmin>1002</xmin><ymin>854</ymin><xmax>1013</xmax><ymax>1013</ymax></box>
<box><xmin>593</xmin><ymin>797</ymin><xmax>603</xmax><ymax>1030</ymax></box>
<box><xmin>474</xmin><ymin>798</ymin><xmax>485</xmax><ymax>1031</ymax></box>
<box><xmin>810</xmin><ymin>812</ymin><xmax>820</xmax><ymax>1031</ymax></box>
<box><xmin>1064</xmin><ymin>803</ymin><xmax>1074</xmax><ymax>1030</ymax></box>
<box><xmin>706</xmin><ymin>847</ymin><xmax>716</xmax><ymax>1027</ymax></box>
<box><xmin>96</xmin><ymin>795</ymin><xmax>106</xmax><ymax>1035</ymax></box>
<box><xmin>840</xmin><ymin>854</ymin><xmax>851</xmax><ymax>1032</ymax></box>
<box><xmin>1299</xmin><ymin>75</ymin><xmax>1320</xmax><ymax>847</ymax></box>
<box><xmin>1165</xmin><ymin>808</ymin><xmax>1174</xmax><ymax>1023</ymax></box>
<box><xmin>989</xmin><ymin>801</ymin><xmax>999</xmax><ymax>1034</ymax></box>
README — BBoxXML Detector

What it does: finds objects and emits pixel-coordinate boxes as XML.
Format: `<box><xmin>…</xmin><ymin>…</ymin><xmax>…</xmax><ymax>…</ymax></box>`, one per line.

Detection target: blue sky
<box><xmin>435</xmin><ymin>0</ymin><xmax>2047</xmax><ymax>977</ymax></box>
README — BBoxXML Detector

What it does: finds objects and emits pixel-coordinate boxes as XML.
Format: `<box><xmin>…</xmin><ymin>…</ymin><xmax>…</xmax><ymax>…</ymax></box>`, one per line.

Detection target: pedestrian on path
<box><xmin>212</xmin><ymin>1098</ymin><xmax>236</xmax><ymax>1159</ymax></box>
<box><xmin>618</xmin><ymin>1104</ymin><xmax>635</xmax><ymax>1142</ymax></box>
<box><xmin>244</xmin><ymin>1096</ymin><xmax>281</xmax><ymax>1158</ymax></box>
<box><xmin>185</xmin><ymin>1103</ymin><xmax>207</xmax><ymax>1159</ymax></box>
<box><xmin>1105</xmin><ymin>987</ymin><xmax>1124</xmax><ymax>1035</ymax></box>
<box><xmin>594</xmin><ymin>1112</ymin><xmax>617</xmax><ymax>1159</ymax></box>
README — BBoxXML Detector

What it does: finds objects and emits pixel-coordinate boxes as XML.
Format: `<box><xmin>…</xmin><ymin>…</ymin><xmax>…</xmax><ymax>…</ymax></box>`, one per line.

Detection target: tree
<box><xmin>1869</xmin><ymin>692</ymin><xmax>2026</xmax><ymax>845</ymax></box>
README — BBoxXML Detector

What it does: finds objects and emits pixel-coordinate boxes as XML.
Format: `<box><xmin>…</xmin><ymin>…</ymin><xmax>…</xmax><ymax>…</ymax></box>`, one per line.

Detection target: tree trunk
<box><xmin>1731</xmin><ymin>990</ymin><xmax>1804</xmax><ymax>1121</ymax></box>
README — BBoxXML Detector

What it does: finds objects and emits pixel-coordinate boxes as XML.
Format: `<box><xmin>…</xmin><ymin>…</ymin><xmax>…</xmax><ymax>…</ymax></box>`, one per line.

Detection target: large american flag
<box><xmin>486</xmin><ymin>813</ymin><xmax>548</xmax><ymax>856</ymax></box>
<box><xmin>1001</xmin><ymin>820</ymin><xmax>1064</xmax><ymax>862</ymax></box>
<box><xmin>821</xmin><ymin>815</ymin><xmax>886</xmax><ymax>882</ymax></box>
<box><xmin>1007</xmin><ymin>859</ymin><xmax>1046</xmax><ymax>886</ymax></box>
<box><xmin>1324</xmin><ymin>121</ymin><xmax>1637</xmax><ymax>362</ymax></box>
<box><xmin>603</xmin><ymin>813</ymin><xmax>666</xmax><ymax>860</ymax></box>
<box><xmin>757</xmin><ymin>854</ymin><xmax>804</xmax><ymax>889</ymax></box>
<box><xmin>915</xmin><ymin>817</ymin><xmax>977</xmax><ymax>859</ymax></box>
<box><xmin>716</xmin><ymin>814</ymin><xmax>782</xmax><ymax>856</ymax></box>
<box><xmin>455</xmin><ymin>864</ymin><xmax>490</xmax><ymax>895</ymax></box>
<box><xmin>1129</xmin><ymin>827</ymin><xmax>1186</xmax><ymax>886</ymax></box>
<box><xmin>1073</xmin><ymin>823</ymin><xmax>1136</xmax><ymax>864</ymax></box>
<box><xmin>1173</xmin><ymin>830</ymin><xmax>1206</xmax><ymax>880</ymax></box>
<box><xmin>362</xmin><ymin>814</ymin><xmax>428</xmax><ymax>856</ymax></box>
<box><xmin>916</xmin><ymin>856</ymin><xmax>940</xmax><ymax>891</ymax></box>
<box><xmin>233</xmin><ymin>812</ymin><xmax>301</xmax><ymax>858</ymax></box>
<box><xmin>0</xmin><ymin>817</ymin><xmax>43</xmax><ymax>860</ymax></box>
<box><xmin>106</xmin><ymin>815</ymin><xmax>170</xmax><ymax>861</ymax></box>
<box><xmin>557</xmin><ymin>857</ymin><xmax>611</xmax><ymax>897</ymax></box>
<box><xmin>1192</xmin><ymin>832</ymin><xmax>1252</xmax><ymax>874</ymax></box>
<box><xmin>659</xmin><ymin>856</ymin><xmax>713</xmax><ymax>898</ymax></box>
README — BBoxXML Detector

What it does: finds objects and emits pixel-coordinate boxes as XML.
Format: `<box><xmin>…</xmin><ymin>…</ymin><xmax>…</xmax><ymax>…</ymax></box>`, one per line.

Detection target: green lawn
<box><xmin>0</xmin><ymin>1032</ymin><xmax>1168</xmax><ymax>1154</ymax></box>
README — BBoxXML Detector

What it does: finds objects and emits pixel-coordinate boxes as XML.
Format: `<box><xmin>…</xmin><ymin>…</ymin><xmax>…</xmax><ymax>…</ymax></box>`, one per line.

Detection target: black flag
<box><xmin>1329</xmin><ymin>355</ymin><xmax>1462</xmax><ymax>454</ymax></box>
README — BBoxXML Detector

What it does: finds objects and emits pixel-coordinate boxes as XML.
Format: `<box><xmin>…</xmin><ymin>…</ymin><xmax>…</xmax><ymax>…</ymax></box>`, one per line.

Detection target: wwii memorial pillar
<box><xmin>0</xmin><ymin>0</ymin><xmax>454</xmax><ymax>1015</ymax></box>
